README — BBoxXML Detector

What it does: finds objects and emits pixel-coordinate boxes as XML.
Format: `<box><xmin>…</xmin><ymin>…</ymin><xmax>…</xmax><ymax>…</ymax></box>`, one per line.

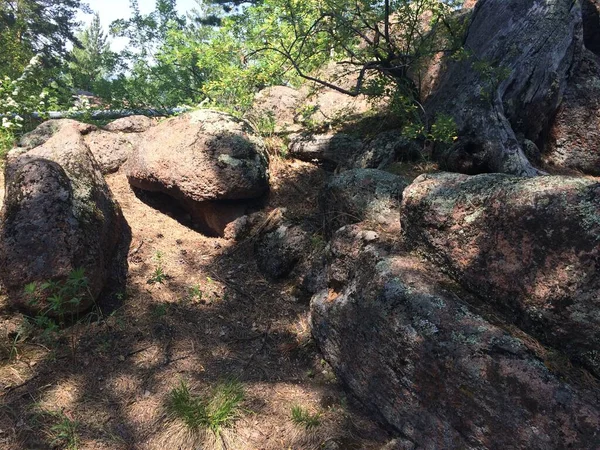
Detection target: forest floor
<box><xmin>0</xmin><ymin>157</ymin><xmax>399</xmax><ymax>449</ymax></box>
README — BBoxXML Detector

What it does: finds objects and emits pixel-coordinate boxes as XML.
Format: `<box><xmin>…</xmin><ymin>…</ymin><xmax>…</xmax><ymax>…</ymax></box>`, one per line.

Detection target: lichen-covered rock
<box><xmin>311</xmin><ymin>224</ymin><xmax>600</xmax><ymax>449</ymax></box>
<box><xmin>84</xmin><ymin>130</ymin><xmax>138</xmax><ymax>174</ymax></box>
<box><xmin>543</xmin><ymin>49</ymin><xmax>600</xmax><ymax>175</ymax></box>
<box><xmin>425</xmin><ymin>0</ymin><xmax>582</xmax><ymax>176</ymax></box>
<box><xmin>401</xmin><ymin>172</ymin><xmax>600</xmax><ymax>376</ymax></box>
<box><xmin>104</xmin><ymin>115</ymin><xmax>154</xmax><ymax>133</ymax></box>
<box><xmin>320</xmin><ymin>169</ymin><xmax>406</xmax><ymax>235</ymax></box>
<box><xmin>255</xmin><ymin>222</ymin><xmax>309</xmax><ymax>280</ymax></box>
<box><xmin>352</xmin><ymin>131</ymin><xmax>422</xmax><ymax>169</ymax></box>
<box><xmin>288</xmin><ymin>133</ymin><xmax>362</xmax><ymax>168</ymax></box>
<box><xmin>126</xmin><ymin>110</ymin><xmax>269</xmax><ymax>236</ymax></box>
<box><xmin>0</xmin><ymin>120</ymin><xmax>125</xmax><ymax>314</ymax></box>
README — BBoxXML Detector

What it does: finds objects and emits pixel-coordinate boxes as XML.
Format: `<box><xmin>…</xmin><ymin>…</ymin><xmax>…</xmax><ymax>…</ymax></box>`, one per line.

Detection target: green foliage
<box><xmin>33</xmin><ymin>409</ymin><xmax>80</xmax><ymax>450</ymax></box>
<box><xmin>68</xmin><ymin>14</ymin><xmax>117</xmax><ymax>92</ymax></box>
<box><xmin>24</xmin><ymin>267</ymin><xmax>91</xmax><ymax>329</ymax></box>
<box><xmin>0</xmin><ymin>0</ymin><xmax>89</xmax><ymax>67</ymax></box>
<box><xmin>48</xmin><ymin>413</ymin><xmax>80</xmax><ymax>450</ymax></box>
<box><xmin>187</xmin><ymin>284</ymin><xmax>204</xmax><ymax>303</ymax></box>
<box><xmin>167</xmin><ymin>379</ymin><xmax>245</xmax><ymax>435</ymax></box>
<box><xmin>247</xmin><ymin>111</ymin><xmax>276</xmax><ymax>138</ymax></box>
<box><xmin>148</xmin><ymin>251</ymin><xmax>168</xmax><ymax>284</ymax></box>
<box><xmin>0</xmin><ymin>55</ymin><xmax>59</xmax><ymax>157</ymax></box>
<box><xmin>290</xmin><ymin>405</ymin><xmax>321</xmax><ymax>429</ymax></box>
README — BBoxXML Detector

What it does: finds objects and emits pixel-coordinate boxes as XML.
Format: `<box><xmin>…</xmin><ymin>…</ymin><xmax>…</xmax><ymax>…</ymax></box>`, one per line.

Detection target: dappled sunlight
<box><xmin>0</xmin><ymin>158</ymin><xmax>393</xmax><ymax>449</ymax></box>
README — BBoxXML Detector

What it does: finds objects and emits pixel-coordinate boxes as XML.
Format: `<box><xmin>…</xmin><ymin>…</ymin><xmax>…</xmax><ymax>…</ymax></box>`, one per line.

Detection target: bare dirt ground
<box><xmin>0</xmin><ymin>158</ymin><xmax>396</xmax><ymax>449</ymax></box>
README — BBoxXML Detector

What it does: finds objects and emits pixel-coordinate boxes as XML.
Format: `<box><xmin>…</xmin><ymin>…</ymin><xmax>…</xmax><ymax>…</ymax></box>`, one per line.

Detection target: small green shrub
<box><xmin>248</xmin><ymin>111</ymin><xmax>276</xmax><ymax>138</ymax></box>
<box><xmin>290</xmin><ymin>405</ymin><xmax>321</xmax><ymax>429</ymax></box>
<box><xmin>148</xmin><ymin>251</ymin><xmax>168</xmax><ymax>284</ymax></box>
<box><xmin>24</xmin><ymin>267</ymin><xmax>91</xmax><ymax>329</ymax></box>
<box><xmin>187</xmin><ymin>284</ymin><xmax>204</xmax><ymax>303</ymax></box>
<box><xmin>167</xmin><ymin>379</ymin><xmax>245</xmax><ymax>435</ymax></box>
<box><xmin>33</xmin><ymin>409</ymin><xmax>79</xmax><ymax>450</ymax></box>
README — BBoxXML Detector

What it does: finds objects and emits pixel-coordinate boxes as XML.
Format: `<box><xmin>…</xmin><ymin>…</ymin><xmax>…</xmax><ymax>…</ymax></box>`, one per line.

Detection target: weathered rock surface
<box><xmin>246</xmin><ymin>86</ymin><xmax>303</xmax><ymax>132</ymax></box>
<box><xmin>311</xmin><ymin>224</ymin><xmax>600</xmax><ymax>449</ymax></box>
<box><xmin>425</xmin><ymin>0</ymin><xmax>582</xmax><ymax>176</ymax></box>
<box><xmin>126</xmin><ymin>110</ymin><xmax>269</xmax><ymax>236</ymax></box>
<box><xmin>352</xmin><ymin>131</ymin><xmax>422</xmax><ymax>169</ymax></box>
<box><xmin>288</xmin><ymin>133</ymin><xmax>362</xmax><ymax>168</ymax></box>
<box><xmin>18</xmin><ymin>119</ymin><xmax>95</xmax><ymax>149</ymax></box>
<box><xmin>401</xmin><ymin>172</ymin><xmax>600</xmax><ymax>376</ymax></box>
<box><xmin>255</xmin><ymin>222</ymin><xmax>309</xmax><ymax>280</ymax></box>
<box><xmin>0</xmin><ymin>120</ymin><xmax>125</xmax><ymax>313</ymax></box>
<box><xmin>104</xmin><ymin>115</ymin><xmax>154</xmax><ymax>133</ymax></box>
<box><xmin>289</xmin><ymin>131</ymin><xmax>420</xmax><ymax>171</ymax></box>
<box><xmin>320</xmin><ymin>169</ymin><xmax>406</xmax><ymax>235</ymax></box>
<box><xmin>544</xmin><ymin>49</ymin><xmax>600</xmax><ymax>175</ymax></box>
<box><xmin>84</xmin><ymin>130</ymin><xmax>139</xmax><ymax>174</ymax></box>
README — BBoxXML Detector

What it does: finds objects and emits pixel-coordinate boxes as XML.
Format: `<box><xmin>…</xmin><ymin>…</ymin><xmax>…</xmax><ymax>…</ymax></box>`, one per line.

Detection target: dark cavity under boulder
<box><xmin>0</xmin><ymin>120</ymin><xmax>126</xmax><ymax>314</ymax></box>
<box><xmin>425</xmin><ymin>0</ymin><xmax>582</xmax><ymax>176</ymax></box>
<box><xmin>126</xmin><ymin>110</ymin><xmax>269</xmax><ymax>237</ymax></box>
<box><xmin>311</xmin><ymin>224</ymin><xmax>600</xmax><ymax>449</ymax></box>
<box><xmin>401</xmin><ymin>172</ymin><xmax>600</xmax><ymax>376</ymax></box>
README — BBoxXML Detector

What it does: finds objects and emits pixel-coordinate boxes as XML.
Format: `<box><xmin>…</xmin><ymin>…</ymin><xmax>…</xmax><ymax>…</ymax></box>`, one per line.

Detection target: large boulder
<box><xmin>401</xmin><ymin>172</ymin><xmax>600</xmax><ymax>376</ymax></box>
<box><xmin>543</xmin><ymin>50</ymin><xmax>600</xmax><ymax>175</ymax></box>
<box><xmin>319</xmin><ymin>169</ymin><xmax>406</xmax><ymax>235</ymax></box>
<box><xmin>103</xmin><ymin>115</ymin><xmax>154</xmax><ymax>133</ymax></box>
<box><xmin>311</xmin><ymin>224</ymin><xmax>600</xmax><ymax>449</ymax></box>
<box><xmin>126</xmin><ymin>110</ymin><xmax>269</xmax><ymax>236</ymax></box>
<box><xmin>425</xmin><ymin>0</ymin><xmax>582</xmax><ymax>176</ymax></box>
<box><xmin>0</xmin><ymin>120</ymin><xmax>126</xmax><ymax>314</ymax></box>
<box><xmin>84</xmin><ymin>130</ymin><xmax>139</xmax><ymax>174</ymax></box>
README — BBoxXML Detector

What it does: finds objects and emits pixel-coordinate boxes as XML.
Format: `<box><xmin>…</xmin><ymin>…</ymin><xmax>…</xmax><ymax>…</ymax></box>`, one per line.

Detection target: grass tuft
<box><xmin>167</xmin><ymin>379</ymin><xmax>245</xmax><ymax>435</ymax></box>
<box><xmin>291</xmin><ymin>405</ymin><xmax>321</xmax><ymax>429</ymax></box>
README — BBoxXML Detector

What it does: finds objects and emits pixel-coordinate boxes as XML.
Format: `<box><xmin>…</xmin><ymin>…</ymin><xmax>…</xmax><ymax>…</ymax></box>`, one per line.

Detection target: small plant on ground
<box><xmin>167</xmin><ymin>379</ymin><xmax>245</xmax><ymax>436</ymax></box>
<box><xmin>148</xmin><ymin>251</ymin><xmax>168</xmax><ymax>284</ymax></box>
<box><xmin>151</xmin><ymin>302</ymin><xmax>168</xmax><ymax>318</ymax></box>
<box><xmin>291</xmin><ymin>405</ymin><xmax>321</xmax><ymax>430</ymax></box>
<box><xmin>33</xmin><ymin>409</ymin><xmax>79</xmax><ymax>450</ymax></box>
<box><xmin>187</xmin><ymin>284</ymin><xmax>204</xmax><ymax>303</ymax></box>
<box><xmin>24</xmin><ymin>268</ymin><xmax>91</xmax><ymax>331</ymax></box>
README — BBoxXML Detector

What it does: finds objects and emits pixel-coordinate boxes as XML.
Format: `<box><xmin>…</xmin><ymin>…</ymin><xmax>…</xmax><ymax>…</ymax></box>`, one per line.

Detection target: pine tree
<box><xmin>69</xmin><ymin>14</ymin><xmax>114</xmax><ymax>92</ymax></box>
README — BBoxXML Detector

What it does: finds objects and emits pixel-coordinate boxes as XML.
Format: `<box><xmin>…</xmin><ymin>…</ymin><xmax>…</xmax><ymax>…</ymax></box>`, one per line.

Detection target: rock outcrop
<box><xmin>84</xmin><ymin>130</ymin><xmax>139</xmax><ymax>174</ymax></box>
<box><xmin>543</xmin><ymin>49</ymin><xmax>600</xmax><ymax>175</ymax></box>
<box><xmin>126</xmin><ymin>110</ymin><xmax>269</xmax><ymax>236</ymax></box>
<box><xmin>311</xmin><ymin>224</ymin><xmax>600</xmax><ymax>449</ymax></box>
<box><xmin>319</xmin><ymin>169</ymin><xmax>406</xmax><ymax>235</ymax></box>
<box><xmin>255</xmin><ymin>222</ymin><xmax>309</xmax><ymax>280</ymax></box>
<box><xmin>401</xmin><ymin>172</ymin><xmax>600</xmax><ymax>376</ymax></box>
<box><xmin>288</xmin><ymin>133</ymin><xmax>362</xmax><ymax>168</ymax></box>
<box><xmin>0</xmin><ymin>120</ymin><xmax>126</xmax><ymax>314</ymax></box>
<box><xmin>103</xmin><ymin>115</ymin><xmax>154</xmax><ymax>133</ymax></box>
<box><xmin>425</xmin><ymin>0</ymin><xmax>582</xmax><ymax>176</ymax></box>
